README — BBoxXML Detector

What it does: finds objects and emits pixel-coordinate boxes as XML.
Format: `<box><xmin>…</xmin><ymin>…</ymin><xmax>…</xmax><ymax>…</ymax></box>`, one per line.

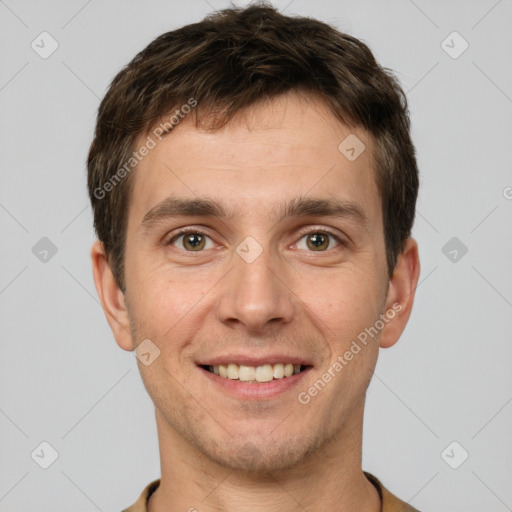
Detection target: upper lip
<box><xmin>197</xmin><ymin>355</ymin><xmax>313</xmax><ymax>367</ymax></box>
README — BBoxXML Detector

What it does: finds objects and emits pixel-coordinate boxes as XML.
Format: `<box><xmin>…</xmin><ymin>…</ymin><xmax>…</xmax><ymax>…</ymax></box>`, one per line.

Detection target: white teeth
<box><xmin>207</xmin><ymin>362</ymin><xmax>304</xmax><ymax>382</ymax></box>
<box><xmin>227</xmin><ymin>363</ymin><xmax>239</xmax><ymax>379</ymax></box>
<box><xmin>239</xmin><ymin>365</ymin><xmax>256</xmax><ymax>382</ymax></box>
<box><xmin>255</xmin><ymin>364</ymin><xmax>273</xmax><ymax>382</ymax></box>
<box><xmin>273</xmin><ymin>363</ymin><xmax>284</xmax><ymax>379</ymax></box>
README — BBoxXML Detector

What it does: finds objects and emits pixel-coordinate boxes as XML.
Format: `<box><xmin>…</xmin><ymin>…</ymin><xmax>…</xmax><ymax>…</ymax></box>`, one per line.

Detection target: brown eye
<box><xmin>296</xmin><ymin>231</ymin><xmax>341</xmax><ymax>252</ymax></box>
<box><xmin>183</xmin><ymin>233</ymin><xmax>205</xmax><ymax>251</ymax></box>
<box><xmin>169</xmin><ymin>231</ymin><xmax>214</xmax><ymax>251</ymax></box>
<box><xmin>306</xmin><ymin>233</ymin><xmax>329</xmax><ymax>251</ymax></box>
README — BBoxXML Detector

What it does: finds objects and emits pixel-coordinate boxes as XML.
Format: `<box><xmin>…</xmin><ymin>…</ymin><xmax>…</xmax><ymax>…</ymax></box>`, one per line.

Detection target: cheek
<box><xmin>297</xmin><ymin>265</ymin><xmax>383</xmax><ymax>327</ymax></box>
<box><xmin>127</xmin><ymin>261</ymin><xmax>215</xmax><ymax>347</ymax></box>
<box><xmin>292</xmin><ymin>270</ymin><xmax>387</xmax><ymax>381</ymax></box>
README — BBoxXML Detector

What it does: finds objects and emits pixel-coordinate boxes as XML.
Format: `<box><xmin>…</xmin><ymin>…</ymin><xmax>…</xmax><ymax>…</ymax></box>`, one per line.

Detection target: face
<box><xmin>98</xmin><ymin>92</ymin><xmax>412</xmax><ymax>473</ymax></box>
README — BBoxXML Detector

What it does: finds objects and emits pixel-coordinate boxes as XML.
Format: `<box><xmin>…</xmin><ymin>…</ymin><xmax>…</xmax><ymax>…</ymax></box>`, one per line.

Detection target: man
<box><xmin>88</xmin><ymin>4</ymin><xmax>421</xmax><ymax>511</ymax></box>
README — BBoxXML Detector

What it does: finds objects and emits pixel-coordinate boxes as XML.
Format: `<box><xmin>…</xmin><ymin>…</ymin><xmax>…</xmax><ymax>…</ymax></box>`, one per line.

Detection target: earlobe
<box><xmin>90</xmin><ymin>240</ymin><xmax>133</xmax><ymax>351</ymax></box>
<box><xmin>379</xmin><ymin>238</ymin><xmax>421</xmax><ymax>349</ymax></box>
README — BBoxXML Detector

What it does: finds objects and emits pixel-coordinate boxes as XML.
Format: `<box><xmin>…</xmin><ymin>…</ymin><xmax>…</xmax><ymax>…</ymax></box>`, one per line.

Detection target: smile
<box><xmin>204</xmin><ymin>363</ymin><xmax>306</xmax><ymax>383</ymax></box>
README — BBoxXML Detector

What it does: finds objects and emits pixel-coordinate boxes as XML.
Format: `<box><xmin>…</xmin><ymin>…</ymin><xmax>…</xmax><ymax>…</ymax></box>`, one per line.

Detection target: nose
<box><xmin>216</xmin><ymin>244</ymin><xmax>295</xmax><ymax>334</ymax></box>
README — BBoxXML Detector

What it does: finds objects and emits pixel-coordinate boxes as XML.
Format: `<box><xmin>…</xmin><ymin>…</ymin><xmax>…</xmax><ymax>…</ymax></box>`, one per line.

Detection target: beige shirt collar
<box><xmin>122</xmin><ymin>472</ymin><xmax>420</xmax><ymax>512</ymax></box>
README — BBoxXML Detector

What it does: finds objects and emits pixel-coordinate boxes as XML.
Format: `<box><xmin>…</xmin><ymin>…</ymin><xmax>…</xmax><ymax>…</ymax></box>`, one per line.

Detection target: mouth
<box><xmin>197</xmin><ymin>356</ymin><xmax>313</xmax><ymax>399</ymax></box>
<box><xmin>201</xmin><ymin>363</ymin><xmax>310</xmax><ymax>383</ymax></box>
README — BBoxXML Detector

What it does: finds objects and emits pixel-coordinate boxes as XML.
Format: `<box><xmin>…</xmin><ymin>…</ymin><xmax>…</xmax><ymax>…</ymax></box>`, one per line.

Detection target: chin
<box><xmin>197</xmin><ymin>430</ymin><xmax>328</xmax><ymax>475</ymax></box>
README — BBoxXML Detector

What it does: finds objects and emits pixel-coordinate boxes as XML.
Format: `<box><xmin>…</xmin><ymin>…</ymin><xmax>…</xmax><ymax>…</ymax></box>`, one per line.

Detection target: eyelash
<box><xmin>166</xmin><ymin>227</ymin><xmax>345</xmax><ymax>252</ymax></box>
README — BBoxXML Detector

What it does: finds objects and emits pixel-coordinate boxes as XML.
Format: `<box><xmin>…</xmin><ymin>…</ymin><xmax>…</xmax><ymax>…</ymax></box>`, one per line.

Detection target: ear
<box><xmin>379</xmin><ymin>238</ymin><xmax>421</xmax><ymax>349</ymax></box>
<box><xmin>91</xmin><ymin>240</ymin><xmax>133</xmax><ymax>351</ymax></box>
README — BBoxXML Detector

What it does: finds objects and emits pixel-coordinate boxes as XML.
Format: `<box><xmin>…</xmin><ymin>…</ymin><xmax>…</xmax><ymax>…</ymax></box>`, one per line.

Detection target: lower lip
<box><xmin>199</xmin><ymin>366</ymin><xmax>311</xmax><ymax>400</ymax></box>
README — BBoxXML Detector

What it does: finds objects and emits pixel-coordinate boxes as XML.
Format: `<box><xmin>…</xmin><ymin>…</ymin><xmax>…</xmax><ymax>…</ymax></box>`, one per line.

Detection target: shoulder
<box><xmin>121</xmin><ymin>479</ymin><xmax>160</xmax><ymax>512</ymax></box>
<box><xmin>364</xmin><ymin>472</ymin><xmax>421</xmax><ymax>512</ymax></box>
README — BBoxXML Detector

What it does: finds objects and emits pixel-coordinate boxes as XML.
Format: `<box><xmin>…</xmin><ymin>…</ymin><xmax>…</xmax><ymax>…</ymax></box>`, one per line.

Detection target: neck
<box><xmin>148</xmin><ymin>405</ymin><xmax>380</xmax><ymax>512</ymax></box>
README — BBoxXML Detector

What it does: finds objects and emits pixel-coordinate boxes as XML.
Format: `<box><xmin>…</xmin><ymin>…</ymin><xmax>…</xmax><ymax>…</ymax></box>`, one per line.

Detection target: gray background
<box><xmin>1</xmin><ymin>0</ymin><xmax>511</xmax><ymax>510</ymax></box>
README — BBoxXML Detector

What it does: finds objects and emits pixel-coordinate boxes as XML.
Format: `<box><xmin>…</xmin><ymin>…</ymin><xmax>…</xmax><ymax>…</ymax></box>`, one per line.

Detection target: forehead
<box><xmin>128</xmin><ymin>93</ymin><xmax>381</xmax><ymax>230</ymax></box>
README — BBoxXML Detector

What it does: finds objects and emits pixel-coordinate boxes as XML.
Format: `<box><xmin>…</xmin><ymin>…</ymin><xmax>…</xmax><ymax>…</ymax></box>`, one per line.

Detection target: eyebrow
<box><xmin>141</xmin><ymin>195</ymin><xmax>369</xmax><ymax>231</ymax></box>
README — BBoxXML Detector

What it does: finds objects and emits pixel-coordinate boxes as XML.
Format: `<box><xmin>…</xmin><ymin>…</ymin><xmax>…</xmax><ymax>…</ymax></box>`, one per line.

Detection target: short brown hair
<box><xmin>88</xmin><ymin>3</ymin><xmax>419</xmax><ymax>292</ymax></box>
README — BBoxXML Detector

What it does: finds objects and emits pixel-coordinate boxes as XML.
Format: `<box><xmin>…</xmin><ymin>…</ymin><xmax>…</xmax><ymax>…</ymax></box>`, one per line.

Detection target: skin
<box><xmin>92</xmin><ymin>92</ymin><xmax>420</xmax><ymax>512</ymax></box>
